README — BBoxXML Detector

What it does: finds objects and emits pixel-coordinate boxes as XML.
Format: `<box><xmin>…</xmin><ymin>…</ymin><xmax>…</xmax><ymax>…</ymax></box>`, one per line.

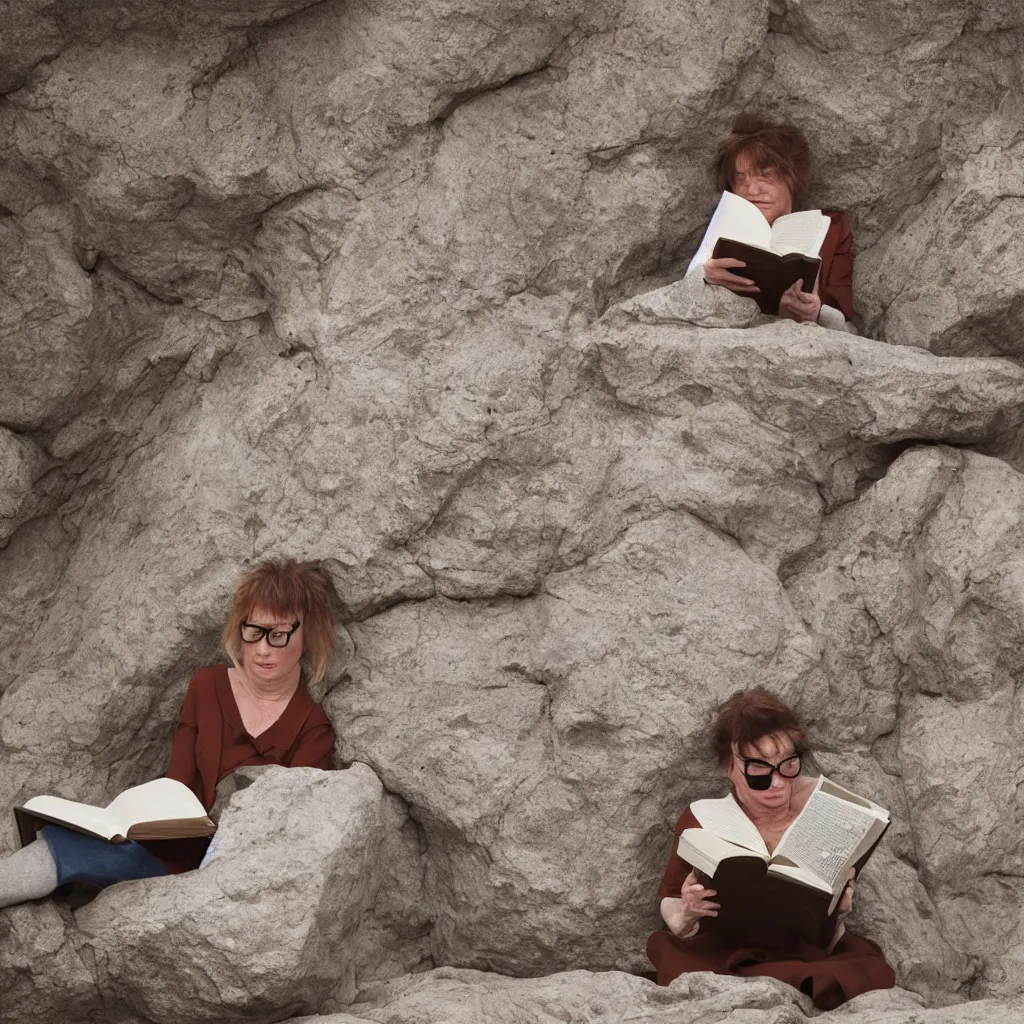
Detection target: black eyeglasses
<box><xmin>741</xmin><ymin>752</ymin><xmax>802</xmax><ymax>791</ymax></box>
<box><xmin>239</xmin><ymin>621</ymin><xmax>300</xmax><ymax>648</ymax></box>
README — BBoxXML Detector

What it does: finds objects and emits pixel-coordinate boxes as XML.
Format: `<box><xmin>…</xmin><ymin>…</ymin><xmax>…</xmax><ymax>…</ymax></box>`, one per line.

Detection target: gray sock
<box><xmin>0</xmin><ymin>839</ymin><xmax>59</xmax><ymax>909</ymax></box>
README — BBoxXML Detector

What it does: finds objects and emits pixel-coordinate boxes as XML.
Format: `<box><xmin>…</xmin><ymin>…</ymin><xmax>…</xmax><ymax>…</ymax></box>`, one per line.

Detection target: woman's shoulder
<box><xmin>672</xmin><ymin>805</ymin><xmax>701</xmax><ymax>834</ymax></box>
<box><xmin>672</xmin><ymin>794</ymin><xmax>734</xmax><ymax>834</ymax></box>
<box><xmin>822</xmin><ymin>209</ymin><xmax>853</xmax><ymax>236</ymax></box>
<box><xmin>187</xmin><ymin>664</ymin><xmax>230</xmax><ymax>690</ymax></box>
<box><xmin>304</xmin><ymin>693</ymin><xmax>333</xmax><ymax>725</ymax></box>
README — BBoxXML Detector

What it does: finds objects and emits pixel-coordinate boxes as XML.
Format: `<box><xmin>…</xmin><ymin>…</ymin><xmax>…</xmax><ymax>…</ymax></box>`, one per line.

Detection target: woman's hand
<box><xmin>703</xmin><ymin>258</ymin><xmax>760</xmax><ymax>296</ymax></box>
<box><xmin>827</xmin><ymin>869</ymin><xmax>856</xmax><ymax>952</ymax></box>
<box><xmin>837</xmin><ymin>870</ymin><xmax>856</xmax><ymax>918</ymax></box>
<box><xmin>777</xmin><ymin>280</ymin><xmax>822</xmax><ymax>323</ymax></box>
<box><xmin>661</xmin><ymin>870</ymin><xmax>720</xmax><ymax>938</ymax></box>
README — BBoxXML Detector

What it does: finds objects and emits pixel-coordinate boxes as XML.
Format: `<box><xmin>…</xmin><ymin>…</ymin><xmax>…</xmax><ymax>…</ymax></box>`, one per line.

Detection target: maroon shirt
<box><xmin>143</xmin><ymin>665</ymin><xmax>335</xmax><ymax>872</ymax></box>
<box><xmin>818</xmin><ymin>211</ymin><xmax>855</xmax><ymax>321</ymax></box>
<box><xmin>648</xmin><ymin>803</ymin><xmax>896</xmax><ymax>1006</ymax></box>
<box><xmin>658</xmin><ymin>806</ymin><xmax>702</xmax><ymax>900</ymax></box>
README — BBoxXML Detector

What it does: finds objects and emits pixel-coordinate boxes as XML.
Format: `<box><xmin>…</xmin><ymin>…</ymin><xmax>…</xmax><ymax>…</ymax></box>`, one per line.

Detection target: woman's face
<box><xmin>239</xmin><ymin>605</ymin><xmax>304</xmax><ymax>686</ymax></box>
<box><xmin>731</xmin><ymin>151</ymin><xmax>793</xmax><ymax>225</ymax></box>
<box><xmin>725</xmin><ymin>730</ymin><xmax>800</xmax><ymax>814</ymax></box>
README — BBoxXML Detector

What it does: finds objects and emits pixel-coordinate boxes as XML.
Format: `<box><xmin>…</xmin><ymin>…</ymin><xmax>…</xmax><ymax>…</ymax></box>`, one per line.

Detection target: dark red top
<box><xmin>648</xmin><ymin>803</ymin><xmax>896</xmax><ymax>1004</ymax></box>
<box><xmin>142</xmin><ymin>664</ymin><xmax>335</xmax><ymax>872</ymax></box>
<box><xmin>818</xmin><ymin>211</ymin><xmax>855</xmax><ymax>321</ymax></box>
<box><xmin>658</xmin><ymin>807</ymin><xmax>702</xmax><ymax>900</ymax></box>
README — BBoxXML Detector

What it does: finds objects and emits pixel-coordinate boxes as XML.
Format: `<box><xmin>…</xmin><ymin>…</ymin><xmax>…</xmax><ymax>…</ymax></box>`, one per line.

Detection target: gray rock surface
<box><xmin>4</xmin><ymin>1</ymin><xmax>1024</xmax><ymax>1022</ymax></box>
<box><xmin>786</xmin><ymin>446</ymin><xmax>1024</xmax><ymax>999</ymax></box>
<box><xmin>76</xmin><ymin>764</ymin><xmax>386</xmax><ymax>1020</ymax></box>
<box><xmin>283</xmin><ymin>968</ymin><xmax>1023</xmax><ymax>1024</ymax></box>
<box><xmin>0</xmin><ymin>764</ymin><xmax>428</xmax><ymax>1024</ymax></box>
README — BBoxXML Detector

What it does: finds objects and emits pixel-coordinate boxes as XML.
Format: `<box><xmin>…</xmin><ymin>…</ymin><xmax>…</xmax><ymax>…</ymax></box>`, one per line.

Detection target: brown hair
<box><xmin>714</xmin><ymin>114</ymin><xmax>811</xmax><ymax>201</ymax></box>
<box><xmin>710</xmin><ymin>687</ymin><xmax>806</xmax><ymax>766</ymax></box>
<box><xmin>222</xmin><ymin>558</ymin><xmax>340</xmax><ymax>685</ymax></box>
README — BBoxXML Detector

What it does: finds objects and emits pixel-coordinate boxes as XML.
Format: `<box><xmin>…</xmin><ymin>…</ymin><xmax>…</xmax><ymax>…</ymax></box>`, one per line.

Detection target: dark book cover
<box><xmin>695</xmin><ymin>857</ymin><xmax>836</xmax><ymax>947</ymax></box>
<box><xmin>691</xmin><ymin>819</ymin><xmax>890</xmax><ymax>948</ymax></box>
<box><xmin>14</xmin><ymin>806</ymin><xmax>51</xmax><ymax>848</ymax></box>
<box><xmin>712</xmin><ymin>238</ymin><xmax>821</xmax><ymax>316</ymax></box>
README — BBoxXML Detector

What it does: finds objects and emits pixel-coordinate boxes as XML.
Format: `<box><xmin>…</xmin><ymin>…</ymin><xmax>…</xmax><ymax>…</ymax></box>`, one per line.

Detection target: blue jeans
<box><xmin>40</xmin><ymin>825</ymin><xmax>169</xmax><ymax>888</ymax></box>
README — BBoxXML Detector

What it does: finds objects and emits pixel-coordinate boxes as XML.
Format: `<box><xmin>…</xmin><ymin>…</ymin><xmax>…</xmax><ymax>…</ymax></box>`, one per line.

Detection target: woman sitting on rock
<box><xmin>647</xmin><ymin>687</ymin><xmax>895</xmax><ymax>1009</ymax></box>
<box><xmin>0</xmin><ymin>557</ymin><xmax>339</xmax><ymax>907</ymax></box>
<box><xmin>680</xmin><ymin>114</ymin><xmax>855</xmax><ymax>332</ymax></box>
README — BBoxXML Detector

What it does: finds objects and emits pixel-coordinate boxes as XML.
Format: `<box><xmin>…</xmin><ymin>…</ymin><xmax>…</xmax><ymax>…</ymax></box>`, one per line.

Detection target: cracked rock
<box><xmin>69</xmin><ymin>763</ymin><xmax>426</xmax><ymax>1024</ymax></box>
<box><xmin>4</xmin><ymin>1</ymin><xmax>1024</xmax><ymax>1021</ymax></box>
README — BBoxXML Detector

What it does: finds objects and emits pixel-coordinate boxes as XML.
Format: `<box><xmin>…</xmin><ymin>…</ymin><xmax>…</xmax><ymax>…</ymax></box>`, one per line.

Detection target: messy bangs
<box><xmin>714</xmin><ymin>114</ymin><xmax>812</xmax><ymax>200</ymax></box>
<box><xmin>222</xmin><ymin>558</ymin><xmax>340</xmax><ymax>685</ymax></box>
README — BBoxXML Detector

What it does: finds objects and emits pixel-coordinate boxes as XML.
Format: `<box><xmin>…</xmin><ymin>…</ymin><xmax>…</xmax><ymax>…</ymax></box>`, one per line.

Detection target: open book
<box><xmin>685</xmin><ymin>191</ymin><xmax>832</xmax><ymax>315</ymax></box>
<box><xmin>14</xmin><ymin>778</ymin><xmax>216</xmax><ymax>846</ymax></box>
<box><xmin>678</xmin><ymin>776</ymin><xmax>889</xmax><ymax>946</ymax></box>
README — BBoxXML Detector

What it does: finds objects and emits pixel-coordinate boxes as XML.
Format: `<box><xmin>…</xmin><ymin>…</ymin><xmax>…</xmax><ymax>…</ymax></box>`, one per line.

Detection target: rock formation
<box><xmin>2</xmin><ymin>0</ymin><xmax>1024</xmax><ymax>1021</ymax></box>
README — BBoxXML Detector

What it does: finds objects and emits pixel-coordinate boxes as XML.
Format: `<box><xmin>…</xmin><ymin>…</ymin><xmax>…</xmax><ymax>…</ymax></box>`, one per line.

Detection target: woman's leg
<box><xmin>39</xmin><ymin>825</ymin><xmax>169</xmax><ymax>889</ymax></box>
<box><xmin>0</xmin><ymin>839</ymin><xmax>58</xmax><ymax>909</ymax></box>
<box><xmin>646</xmin><ymin>929</ymin><xmax>733</xmax><ymax>985</ymax></box>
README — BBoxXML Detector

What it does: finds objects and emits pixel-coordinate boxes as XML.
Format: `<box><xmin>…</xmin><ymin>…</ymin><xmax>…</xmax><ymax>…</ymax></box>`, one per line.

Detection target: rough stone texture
<box><xmin>0</xmin><ymin>764</ymin><xmax>429</xmax><ymax>1024</ymax></box>
<box><xmin>786</xmin><ymin>446</ymin><xmax>1024</xmax><ymax>1000</ymax></box>
<box><xmin>858</xmin><ymin>142</ymin><xmax>1024</xmax><ymax>357</ymax></box>
<box><xmin>282</xmin><ymin>968</ymin><xmax>1024</xmax><ymax>1024</ymax></box>
<box><xmin>4</xmin><ymin>1</ymin><xmax>1024</xmax><ymax>1022</ymax></box>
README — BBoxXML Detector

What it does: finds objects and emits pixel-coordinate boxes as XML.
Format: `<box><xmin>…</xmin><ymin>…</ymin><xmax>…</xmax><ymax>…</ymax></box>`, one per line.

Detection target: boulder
<box><xmin>4</xmin><ymin>0</ymin><xmax>1024</xmax><ymax>1020</ymax></box>
<box><xmin>0</xmin><ymin>427</ymin><xmax>45</xmax><ymax>547</ymax></box>
<box><xmin>858</xmin><ymin>144</ymin><xmax>1024</xmax><ymax>356</ymax></box>
<box><xmin>786</xmin><ymin>446</ymin><xmax>1024</xmax><ymax>998</ymax></box>
<box><xmin>281</xmin><ymin>967</ymin><xmax>1022</xmax><ymax>1024</ymax></box>
<box><xmin>330</xmin><ymin>509</ymin><xmax>821</xmax><ymax>976</ymax></box>
<box><xmin>0</xmin><ymin>900</ymin><xmax>100</xmax><ymax>1024</ymax></box>
<box><xmin>72</xmin><ymin>763</ymin><xmax>425</xmax><ymax>1023</ymax></box>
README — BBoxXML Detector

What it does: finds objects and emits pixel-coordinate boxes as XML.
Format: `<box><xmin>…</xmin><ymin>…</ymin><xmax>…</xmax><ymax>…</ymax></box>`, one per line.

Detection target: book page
<box><xmin>105</xmin><ymin>778</ymin><xmax>208</xmax><ymax>834</ymax></box>
<box><xmin>678</xmin><ymin>827</ymin><xmax>768</xmax><ymax>877</ymax></box>
<box><xmin>774</xmin><ymin>789</ymin><xmax>881</xmax><ymax>893</ymax></box>
<box><xmin>815</xmin><ymin>777</ymin><xmax>890</xmax><ymax>868</ymax></box>
<box><xmin>765</xmin><ymin>861</ymin><xmax>832</xmax><ymax>895</ymax></box>
<box><xmin>685</xmin><ymin>191</ymin><xmax>772</xmax><ymax>275</ymax></box>
<box><xmin>690</xmin><ymin>794</ymin><xmax>770</xmax><ymax>855</ymax></box>
<box><xmin>768</xmin><ymin>211</ymin><xmax>830</xmax><ymax>257</ymax></box>
<box><xmin>819</xmin><ymin>776</ymin><xmax>888</xmax><ymax>816</ymax></box>
<box><xmin>21</xmin><ymin>796</ymin><xmax>118</xmax><ymax>840</ymax></box>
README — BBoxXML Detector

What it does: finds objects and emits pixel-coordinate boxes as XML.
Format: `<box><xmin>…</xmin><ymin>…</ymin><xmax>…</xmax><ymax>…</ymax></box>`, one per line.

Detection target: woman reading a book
<box><xmin>685</xmin><ymin>115</ymin><xmax>855</xmax><ymax>331</ymax></box>
<box><xmin>0</xmin><ymin>558</ymin><xmax>340</xmax><ymax>909</ymax></box>
<box><xmin>646</xmin><ymin>688</ymin><xmax>895</xmax><ymax>1009</ymax></box>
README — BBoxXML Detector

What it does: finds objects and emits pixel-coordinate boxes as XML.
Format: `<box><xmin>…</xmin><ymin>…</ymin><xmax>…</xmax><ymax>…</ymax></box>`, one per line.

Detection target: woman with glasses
<box><xmin>1</xmin><ymin>558</ymin><xmax>339</xmax><ymax>907</ymax></box>
<box><xmin>646</xmin><ymin>687</ymin><xmax>894</xmax><ymax>1008</ymax></box>
<box><xmin>679</xmin><ymin>114</ymin><xmax>856</xmax><ymax>331</ymax></box>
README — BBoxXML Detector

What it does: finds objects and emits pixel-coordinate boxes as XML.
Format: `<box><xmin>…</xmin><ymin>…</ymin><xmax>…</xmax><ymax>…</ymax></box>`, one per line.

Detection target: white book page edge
<box><xmin>685</xmin><ymin>191</ymin><xmax>772</xmax><ymax>275</ymax></box>
<box><xmin>21</xmin><ymin>796</ymin><xmax>118</xmax><ymax>840</ymax></box>
<box><xmin>766</xmin><ymin>861</ymin><xmax>832</xmax><ymax>894</ymax></box>
<box><xmin>690</xmin><ymin>793</ymin><xmax>769</xmax><ymax>856</ymax></box>
<box><xmin>679</xmin><ymin>826</ymin><xmax>768</xmax><ymax>872</ymax></box>
<box><xmin>768</xmin><ymin>211</ymin><xmax>830</xmax><ymax>258</ymax></box>
<box><xmin>105</xmin><ymin>778</ymin><xmax>208</xmax><ymax>835</ymax></box>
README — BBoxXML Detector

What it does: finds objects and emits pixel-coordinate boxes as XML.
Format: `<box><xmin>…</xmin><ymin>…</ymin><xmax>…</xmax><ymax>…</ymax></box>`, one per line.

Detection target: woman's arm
<box><xmin>165</xmin><ymin>673</ymin><xmax>201</xmax><ymax>797</ymax></box>
<box><xmin>820</xmin><ymin>214</ymin><xmax>854</xmax><ymax>321</ymax></box>
<box><xmin>777</xmin><ymin>282</ymin><xmax>856</xmax><ymax>332</ymax></box>
<box><xmin>826</xmin><ymin>869</ymin><xmax>857</xmax><ymax>953</ymax></box>
<box><xmin>661</xmin><ymin>870</ymin><xmax>720</xmax><ymax>939</ymax></box>
<box><xmin>657</xmin><ymin>808</ymin><xmax>719</xmax><ymax>938</ymax></box>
